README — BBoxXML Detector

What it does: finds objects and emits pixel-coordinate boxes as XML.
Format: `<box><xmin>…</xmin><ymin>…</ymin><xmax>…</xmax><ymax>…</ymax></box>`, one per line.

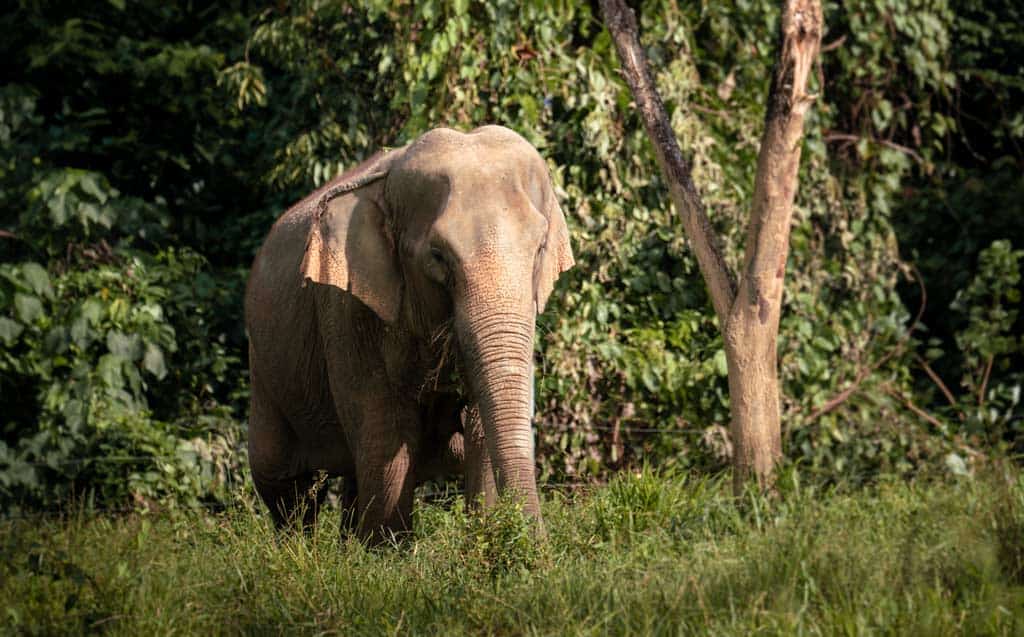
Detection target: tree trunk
<box><xmin>723</xmin><ymin>316</ymin><xmax>783</xmax><ymax>492</ymax></box>
<box><xmin>599</xmin><ymin>0</ymin><xmax>822</xmax><ymax>492</ymax></box>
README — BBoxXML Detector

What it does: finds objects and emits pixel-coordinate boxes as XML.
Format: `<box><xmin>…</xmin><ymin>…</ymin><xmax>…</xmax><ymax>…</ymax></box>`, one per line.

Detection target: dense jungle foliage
<box><xmin>1</xmin><ymin>0</ymin><xmax>1021</xmax><ymax>510</ymax></box>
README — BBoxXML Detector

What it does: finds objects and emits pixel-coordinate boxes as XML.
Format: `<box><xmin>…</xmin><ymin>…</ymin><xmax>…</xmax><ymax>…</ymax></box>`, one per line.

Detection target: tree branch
<box><xmin>820</xmin><ymin>35</ymin><xmax>846</xmax><ymax>53</ymax></box>
<box><xmin>805</xmin><ymin>341</ymin><xmax>902</xmax><ymax>421</ymax></box>
<box><xmin>598</xmin><ymin>0</ymin><xmax>737</xmax><ymax>325</ymax></box>
<box><xmin>914</xmin><ymin>353</ymin><xmax>961</xmax><ymax>412</ymax></box>
<box><xmin>977</xmin><ymin>354</ymin><xmax>994</xmax><ymax>407</ymax></box>
<box><xmin>824</xmin><ymin>131</ymin><xmax>924</xmax><ymax>164</ymax></box>
<box><xmin>882</xmin><ymin>383</ymin><xmax>947</xmax><ymax>432</ymax></box>
<box><xmin>733</xmin><ymin>0</ymin><xmax>822</xmax><ymax>334</ymax></box>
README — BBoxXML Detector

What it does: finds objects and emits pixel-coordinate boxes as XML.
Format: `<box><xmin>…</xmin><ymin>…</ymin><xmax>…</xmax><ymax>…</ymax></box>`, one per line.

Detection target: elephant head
<box><xmin>299</xmin><ymin>126</ymin><xmax>574</xmax><ymax>520</ymax></box>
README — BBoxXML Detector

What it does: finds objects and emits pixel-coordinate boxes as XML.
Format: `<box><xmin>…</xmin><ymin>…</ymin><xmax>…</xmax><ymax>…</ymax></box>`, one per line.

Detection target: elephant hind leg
<box><xmin>254</xmin><ymin>471</ymin><xmax>329</xmax><ymax>532</ymax></box>
<box><xmin>249</xmin><ymin>384</ymin><xmax>328</xmax><ymax>532</ymax></box>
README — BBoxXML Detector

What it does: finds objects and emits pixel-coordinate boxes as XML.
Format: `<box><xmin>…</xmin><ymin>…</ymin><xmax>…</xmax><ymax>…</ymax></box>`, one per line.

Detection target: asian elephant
<box><xmin>245</xmin><ymin>125</ymin><xmax>574</xmax><ymax>542</ymax></box>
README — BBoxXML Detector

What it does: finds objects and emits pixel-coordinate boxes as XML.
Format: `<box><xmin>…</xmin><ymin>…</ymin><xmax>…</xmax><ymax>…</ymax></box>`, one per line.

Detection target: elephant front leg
<box><xmin>464</xmin><ymin>405</ymin><xmax>497</xmax><ymax>509</ymax></box>
<box><xmin>354</xmin><ymin>409</ymin><xmax>419</xmax><ymax>544</ymax></box>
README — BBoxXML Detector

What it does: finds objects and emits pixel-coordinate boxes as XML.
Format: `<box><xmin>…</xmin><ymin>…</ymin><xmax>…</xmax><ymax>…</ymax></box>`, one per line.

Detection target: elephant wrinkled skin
<box><xmin>245</xmin><ymin>126</ymin><xmax>574</xmax><ymax>542</ymax></box>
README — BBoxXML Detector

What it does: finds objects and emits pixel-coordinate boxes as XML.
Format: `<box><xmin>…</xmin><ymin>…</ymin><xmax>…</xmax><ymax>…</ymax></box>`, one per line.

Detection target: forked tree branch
<box><xmin>599</xmin><ymin>0</ymin><xmax>822</xmax><ymax>332</ymax></box>
<box><xmin>733</xmin><ymin>0</ymin><xmax>822</xmax><ymax>333</ymax></box>
<box><xmin>599</xmin><ymin>0</ymin><xmax>737</xmax><ymax>325</ymax></box>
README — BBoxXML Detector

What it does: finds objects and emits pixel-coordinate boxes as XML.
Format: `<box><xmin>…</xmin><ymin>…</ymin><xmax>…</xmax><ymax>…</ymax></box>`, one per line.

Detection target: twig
<box><xmin>805</xmin><ymin>350</ymin><xmax>893</xmax><ymax>421</ymax></box>
<box><xmin>978</xmin><ymin>354</ymin><xmax>994</xmax><ymax>407</ymax></box>
<box><xmin>820</xmin><ymin>35</ymin><xmax>846</xmax><ymax>52</ymax></box>
<box><xmin>881</xmin><ymin>383</ymin><xmax>946</xmax><ymax>432</ymax></box>
<box><xmin>691</xmin><ymin>103</ymin><xmax>732</xmax><ymax>120</ymax></box>
<box><xmin>824</xmin><ymin>131</ymin><xmax>924</xmax><ymax>164</ymax></box>
<box><xmin>914</xmin><ymin>353</ymin><xmax>961</xmax><ymax>413</ymax></box>
<box><xmin>89</xmin><ymin>615</ymin><xmax>126</xmax><ymax>629</ymax></box>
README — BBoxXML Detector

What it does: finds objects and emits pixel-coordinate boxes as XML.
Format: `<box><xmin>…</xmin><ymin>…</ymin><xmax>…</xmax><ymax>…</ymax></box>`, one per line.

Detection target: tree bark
<box><xmin>599</xmin><ymin>0</ymin><xmax>822</xmax><ymax>492</ymax></box>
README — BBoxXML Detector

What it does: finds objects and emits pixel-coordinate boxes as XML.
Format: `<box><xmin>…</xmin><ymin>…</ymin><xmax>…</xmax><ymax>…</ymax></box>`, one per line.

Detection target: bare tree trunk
<box><xmin>599</xmin><ymin>0</ymin><xmax>822</xmax><ymax>492</ymax></box>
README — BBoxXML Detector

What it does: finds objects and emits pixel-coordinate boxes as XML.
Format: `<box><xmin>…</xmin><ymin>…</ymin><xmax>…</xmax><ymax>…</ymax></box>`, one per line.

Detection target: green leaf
<box><xmin>107</xmin><ymin>331</ymin><xmax>143</xmax><ymax>360</ymax></box>
<box><xmin>14</xmin><ymin>293</ymin><xmax>43</xmax><ymax>323</ymax></box>
<box><xmin>143</xmin><ymin>343</ymin><xmax>168</xmax><ymax>380</ymax></box>
<box><xmin>20</xmin><ymin>263</ymin><xmax>53</xmax><ymax>299</ymax></box>
<box><xmin>641</xmin><ymin>367</ymin><xmax>658</xmax><ymax>392</ymax></box>
<box><xmin>97</xmin><ymin>353</ymin><xmax>124</xmax><ymax>388</ymax></box>
<box><xmin>0</xmin><ymin>316</ymin><xmax>24</xmax><ymax>344</ymax></box>
<box><xmin>71</xmin><ymin>317</ymin><xmax>94</xmax><ymax>348</ymax></box>
<box><xmin>713</xmin><ymin>350</ymin><xmax>728</xmax><ymax>377</ymax></box>
<box><xmin>80</xmin><ymin>299</ymin><xmax>104</xmax><ymax>325</ymax></box>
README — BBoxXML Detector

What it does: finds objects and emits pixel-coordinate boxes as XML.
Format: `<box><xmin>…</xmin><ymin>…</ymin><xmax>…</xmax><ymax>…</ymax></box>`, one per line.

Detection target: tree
<box><xmin>599</xmin><ymin>0</ymin><xmax>823</xmax><ymax>491</ymax></box>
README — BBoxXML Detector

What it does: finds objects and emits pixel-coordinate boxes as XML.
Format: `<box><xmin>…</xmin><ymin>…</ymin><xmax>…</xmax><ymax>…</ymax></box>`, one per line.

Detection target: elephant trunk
<box><xmin>459</xmin><ymin>306</ymin><xmax>541</xmax><ymax>520</ymax></box>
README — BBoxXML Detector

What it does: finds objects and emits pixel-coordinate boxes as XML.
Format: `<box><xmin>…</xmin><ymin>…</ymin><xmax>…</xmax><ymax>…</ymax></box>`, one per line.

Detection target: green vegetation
<box><xmin>3</xmin><ymin>2</ymin><xmax>1020</xmax><ymax>632</ymax></box>
<box><xmin>4</xmin><ymin>468</ymin><xmax>1023</xmax><ymax>635</ymax></box>
<box><xmin>2</xmin><ymin>0</ymin><xmax>1020</xmax><ymax>511</ymax></box>
<box><xmin>3</xmin><ymin>2</ymin><xmax>1021</xmax><ymax>631</ymax></box>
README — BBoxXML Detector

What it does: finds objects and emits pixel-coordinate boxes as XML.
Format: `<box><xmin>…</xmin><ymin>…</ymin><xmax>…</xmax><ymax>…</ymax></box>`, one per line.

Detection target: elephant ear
<box><xmin>534</xmin><ymin>180</ymin><xmax>575</xmax><ymax>314</ymax></box>
<box><xmin>300</xmin><ymin>149</ymin><xmax>405</xmax><ymax>323</ymax></box>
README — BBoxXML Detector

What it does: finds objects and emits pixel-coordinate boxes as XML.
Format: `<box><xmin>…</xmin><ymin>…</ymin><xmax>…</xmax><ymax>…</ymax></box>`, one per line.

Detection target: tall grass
<box><xmin>3</xmin><ymin>468</ymin><xmax>1023</xmax><ymax>635</ymax></box>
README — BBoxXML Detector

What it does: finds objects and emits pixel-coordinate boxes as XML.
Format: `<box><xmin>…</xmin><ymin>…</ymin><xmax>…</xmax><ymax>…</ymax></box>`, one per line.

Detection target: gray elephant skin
<box><xmin>245</xmin><ymin>126</ymin><xmax>574</xmax><ymax>542</ymax></box>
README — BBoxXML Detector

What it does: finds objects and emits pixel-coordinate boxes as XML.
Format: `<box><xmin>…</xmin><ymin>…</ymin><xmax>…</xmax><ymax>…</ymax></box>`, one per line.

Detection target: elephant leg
<box><xmin>464</xmin><ymin>405</ymin><xmax>497</xmax><ymax>509</ymax></box>
<box><xmin>253</xmin><ymin>472</ymin><xmax>327</xmax><ymax>532</ymax></box>
<box><xmin>415</xmin><ymin>392</ymin><xmax>466</xmax><ymax>481</ymax></box>
<box><xmin>354</xmin><ymin>406</ymin><xmax>420</xmax><ymax>544</ymax></box>
<box><xmin>249</xmin><ymin>385</ymin><xmax>328</xmax><ymax>532</ymax></box>
<box><xmin>339</xmin><ymin>476</ymin><xmax>359</xmax><ymax>536</ymax></box>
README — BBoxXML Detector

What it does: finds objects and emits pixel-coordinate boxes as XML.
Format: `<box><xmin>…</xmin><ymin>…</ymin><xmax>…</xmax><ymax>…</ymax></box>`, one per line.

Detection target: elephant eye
<box><xmin>427</xmin><ymin>245</ymin><xmax>452</xmax><ymax>288</ymax></box>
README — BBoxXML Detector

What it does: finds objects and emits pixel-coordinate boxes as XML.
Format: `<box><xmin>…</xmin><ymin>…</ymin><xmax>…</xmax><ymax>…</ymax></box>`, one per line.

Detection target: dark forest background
<box><xmin>1</xmin><ymin>0</ymin><xmax>1021</xmax><ymax>510</ymax></box>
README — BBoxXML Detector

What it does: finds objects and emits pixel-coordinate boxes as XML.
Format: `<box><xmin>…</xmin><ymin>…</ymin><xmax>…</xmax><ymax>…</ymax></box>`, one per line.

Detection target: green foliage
<box><xmin>952</xmin><ymin>241</ymin><xmax>1022</xmax><ymax>396</ymax></box>
<box><xmin>0</xmin><ymin>1</ymin><xmax>257</xmax><ymax>508</ymax></box>
<box><xmin>2</xmin><ymin>471</ymin><xmax>1023</xmax><ymax>634</ymax></box>
<box><xmin>456</xmin><ymin>495</ymin><xmax>542</xmax><ymax>579</ymax></box>
<box><xmin>920</xmin><ymin>239</ymin><xmax>1024</xmax><ymax>450</ymax></box>
<box><xmin>0</xmin><ymin>248</ymin><xmax>246</xmax><ymax>508</ymax></box>
<box><xmin>0</xmin><ymin>0</ymin><xmax>1021</xmax><ymax>508</ymax></box>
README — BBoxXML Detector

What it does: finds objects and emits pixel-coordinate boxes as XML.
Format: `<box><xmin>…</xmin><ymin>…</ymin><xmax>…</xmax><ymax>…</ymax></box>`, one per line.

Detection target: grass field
<box><xmin>3</xmin><ymin>467</ymin><xmax>1023</xmax><ymax>636</ymax></box>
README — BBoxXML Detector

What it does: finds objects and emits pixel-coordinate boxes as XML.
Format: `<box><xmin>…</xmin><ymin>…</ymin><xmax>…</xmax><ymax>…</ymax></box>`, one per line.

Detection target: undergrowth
<box><xmin>3</xmin><ymin>468</ymin><xmax>1023</xmax><ymax>635</ymax></box>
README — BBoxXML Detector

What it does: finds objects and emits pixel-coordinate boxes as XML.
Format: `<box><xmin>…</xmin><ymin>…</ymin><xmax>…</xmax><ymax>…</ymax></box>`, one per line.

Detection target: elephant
<box><xmin>245</xmin><ymin>125</ymin><xmax>574</xmax><ymax>542</ymax></box>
